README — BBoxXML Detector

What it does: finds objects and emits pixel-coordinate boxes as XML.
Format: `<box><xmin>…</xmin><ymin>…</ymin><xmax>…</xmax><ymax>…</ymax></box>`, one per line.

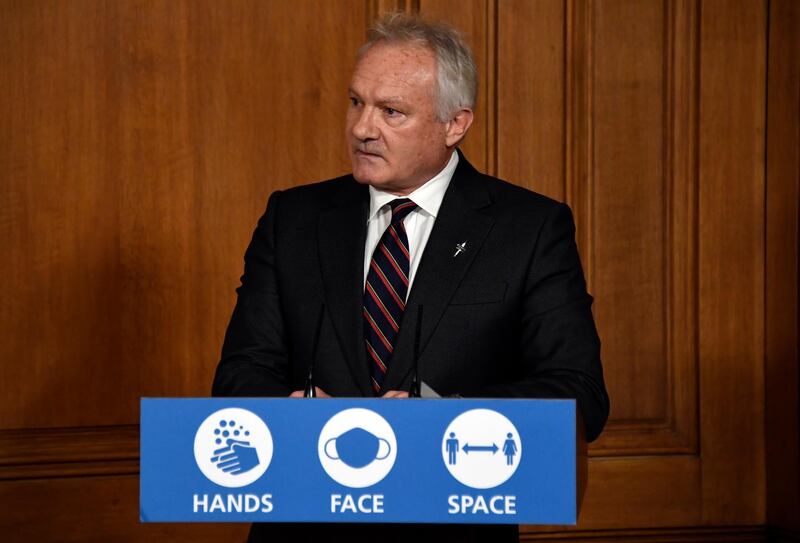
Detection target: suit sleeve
<box><xmin>478</xmin><ymin>203</ymin><xmax>610</xmax><ymax>442</ymax></box>
<box><xmin>212</xmin><ymin>191</ymin><xmax>291</xmax><ymax>397</ymax></box>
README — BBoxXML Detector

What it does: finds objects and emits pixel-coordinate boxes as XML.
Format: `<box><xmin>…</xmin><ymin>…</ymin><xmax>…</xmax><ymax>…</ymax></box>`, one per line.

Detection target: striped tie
<box><xmin>363</xmin><ymin>198</ymin><xmax>418</xmax><ymax>394</ymax></box>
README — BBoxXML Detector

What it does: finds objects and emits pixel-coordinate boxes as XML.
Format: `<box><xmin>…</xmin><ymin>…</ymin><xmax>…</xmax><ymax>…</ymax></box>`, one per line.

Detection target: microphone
<box><xmin>304</xmin><ymin>303</ymin><xmax>326</xmax><ymax>398</ymax></box>
<box><xmin>409</xmin><ymin>305</ymin><xmax>423</xmax><ymax>398</ymax></box>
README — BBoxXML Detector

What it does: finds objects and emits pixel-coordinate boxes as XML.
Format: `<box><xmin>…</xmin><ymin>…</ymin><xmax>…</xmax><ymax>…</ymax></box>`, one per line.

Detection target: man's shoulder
<box><xmin>275</xmin><ymin>174</ymin><xmax>362</xmax><ymax>209</ymax></box>
<box><xmin>455</xmin><ymin>155</ymin><xmax>565</xmax><ymax>215</ymax></box>
<box><xmin>488</xmin><ymin>176</ymin><xmax>561</xmax><ymax>206</ymax></box>
<box><xmin>471</xmin><ymin>170</ymin><xmax>568</xmax><ymax>222</ymax></box>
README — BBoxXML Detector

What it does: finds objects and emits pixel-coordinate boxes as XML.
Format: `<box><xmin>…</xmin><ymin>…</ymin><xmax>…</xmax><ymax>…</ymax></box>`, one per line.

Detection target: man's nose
<box><xmin>351</xmin><ymin>106</ymin><xmax>378</xmax><ymax>141</ymax></box>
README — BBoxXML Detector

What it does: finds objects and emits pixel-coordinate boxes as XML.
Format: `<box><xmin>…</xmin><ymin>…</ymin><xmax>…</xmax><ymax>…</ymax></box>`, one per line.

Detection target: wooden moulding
<box><xmin>520</xmin><ymin>525</ymin><xmax>767</xmax><ymax>542</ymax></box>
<box><xmin>0</xmin><ymin>425</ymin><xmax>139</xmax><ymax>480</ymax></box>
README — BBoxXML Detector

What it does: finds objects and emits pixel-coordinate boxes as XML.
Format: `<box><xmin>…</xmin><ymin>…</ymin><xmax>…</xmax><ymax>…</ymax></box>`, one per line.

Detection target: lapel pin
<box><xmin>453</xmin><ymin>241</ymin><xmax>467</xmax><ymax>257</ymax></box>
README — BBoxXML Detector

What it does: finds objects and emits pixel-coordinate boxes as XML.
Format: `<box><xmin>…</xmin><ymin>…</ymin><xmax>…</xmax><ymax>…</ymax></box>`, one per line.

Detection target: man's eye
<box><xmin>385</xmin><ymin>107</ymin><xmax>400</xmax><ymax>116</ymax></box>
<box><xmin>349</xmin><ymin>97</ymin><xmax>359</xmax><ymax>106</ymax></box>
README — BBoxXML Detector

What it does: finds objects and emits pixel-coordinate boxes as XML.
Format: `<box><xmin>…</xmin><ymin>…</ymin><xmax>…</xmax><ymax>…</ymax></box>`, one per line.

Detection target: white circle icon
<box><xmin>442</xmin><ymin>409</ymin><xmax>522</xmax><ymax>489</ymax></box>
<box><xmin>194</xmin><ymin>408</ymin><xmax>273</xmax><ymax>488</ymax></box>
<box><xmin>317</xmin><ymin>408</ymin><xmax>397</xmax><ymax>488</ymax></box>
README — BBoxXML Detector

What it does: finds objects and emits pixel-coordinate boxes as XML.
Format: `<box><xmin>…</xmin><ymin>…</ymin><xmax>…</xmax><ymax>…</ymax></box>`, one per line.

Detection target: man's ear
<box><xmin>444</xmin><ymin>108</ymin><xmax>474</xmax><ymax>147</ymax></box>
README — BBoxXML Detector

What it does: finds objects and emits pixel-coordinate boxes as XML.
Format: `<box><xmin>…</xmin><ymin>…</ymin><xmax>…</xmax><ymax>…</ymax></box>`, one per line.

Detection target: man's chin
<box><xmin>351</xmin><ymin>166</ymin><xmax>385</xmax><ymax>187</ymax></box>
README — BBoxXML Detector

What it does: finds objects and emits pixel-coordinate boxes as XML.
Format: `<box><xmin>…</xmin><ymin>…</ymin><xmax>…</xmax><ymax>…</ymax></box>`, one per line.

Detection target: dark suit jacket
<box><xmin>212</xmin><ymin>153</ymin><xmax>609</xmax><ymax>542</ymax></box>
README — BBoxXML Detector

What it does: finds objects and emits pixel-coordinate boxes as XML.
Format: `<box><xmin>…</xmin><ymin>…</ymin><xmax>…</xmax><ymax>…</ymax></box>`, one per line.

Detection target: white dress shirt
<box><xmin>363</xmin><ymin>151</ymin><xmax>459</xmax><ymax>296</ymax></box>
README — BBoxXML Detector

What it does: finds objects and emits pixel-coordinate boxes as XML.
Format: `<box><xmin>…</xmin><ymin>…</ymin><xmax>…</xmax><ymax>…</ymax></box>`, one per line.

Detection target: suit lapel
<box><xmin>318</xmin><ymin>181</ymin><xmax>373</xmax><ymax>396</ymax></box>
<box><xmin>381</xmin><ymin>156</ymin><xmax>495</xmax><ymax>391</ymax></box>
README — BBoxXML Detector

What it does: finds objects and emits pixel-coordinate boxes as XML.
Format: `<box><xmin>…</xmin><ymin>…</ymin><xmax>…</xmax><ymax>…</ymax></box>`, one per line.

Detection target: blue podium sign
<box><xmin>140</xmin><ymin>398</ymin><xmax>577</xmax><ymax>525</ymax></box>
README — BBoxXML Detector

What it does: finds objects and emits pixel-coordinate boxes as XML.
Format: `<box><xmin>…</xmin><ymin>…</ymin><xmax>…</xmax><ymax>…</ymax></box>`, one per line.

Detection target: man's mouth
<box><xmin>354</xmin><ymin>149</ymin><xmax>383</xmax><ymax>159</ymax></box>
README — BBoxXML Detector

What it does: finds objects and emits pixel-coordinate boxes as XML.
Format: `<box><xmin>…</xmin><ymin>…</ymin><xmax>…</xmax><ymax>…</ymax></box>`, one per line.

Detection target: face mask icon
<box><xmin>324</xmin><ymin>426</ymin><xmax>391</xmax><ymax>468</ymax></box>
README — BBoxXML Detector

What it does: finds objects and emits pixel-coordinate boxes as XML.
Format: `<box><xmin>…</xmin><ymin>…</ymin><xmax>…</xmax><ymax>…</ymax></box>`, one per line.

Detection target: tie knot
<box><xmin>389</xmin><ymin>199</ymin><xmax>417</xmax><ymax>225</ymax></box>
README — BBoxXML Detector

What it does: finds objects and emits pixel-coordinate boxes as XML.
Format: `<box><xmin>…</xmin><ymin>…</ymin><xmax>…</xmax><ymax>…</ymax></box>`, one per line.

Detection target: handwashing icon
<box><xmin>324</xmin><ymin>427</ymin><xmax>391</xmax><ymax>468</ymax></box>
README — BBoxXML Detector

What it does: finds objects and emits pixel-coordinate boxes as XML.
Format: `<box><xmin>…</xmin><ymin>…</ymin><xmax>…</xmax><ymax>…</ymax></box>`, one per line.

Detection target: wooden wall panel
<box><xmin>592</xmin><ymin>0</ymin><xmax>668</xmax><ymax>424</ymax></box>
<box><xmin>697</xmin><ymin>0</ymin><xmax>766</xmax><ymax>524</ymax></box>
<box><xmin>497</xmin><ymin>0</ymin><xmax>700</xmax><ymax>457</ymax></box>
<box><xmin>493</xmin><ymin>0</ymin><xmax>768</xmax><ymax>534</ymax></box>
<box><xmin>497</xmin><ymin>0</ymin><xmax>565</xmax><ymax>200</ymax></box>
<box><xmin>115</xmin><ymin>0</ymin><xmax>364</xmax><ymax>408</ymax></box>
<box><xmin>0</xmin><ymin>0</ymin><xmax>365</xmax><ymax>430</ymax></box>
<box><xmin>587</xmin><ymin>0</ymin><xmax>699</xmax><ymax>456</ymax></box>
<box><xmin>765</xmin><ymin>0</ymin><xmax>799</xmax><ymax>535</ymax></box>
<box><xmin>418</xmin><ymin>0</ymin><xmax>492</xmax><ymax>173</ymax></box>
<box><xmin>0</xmin><ymin>0</ymin><xmax>124</xmax><ymax>430</ymax></box>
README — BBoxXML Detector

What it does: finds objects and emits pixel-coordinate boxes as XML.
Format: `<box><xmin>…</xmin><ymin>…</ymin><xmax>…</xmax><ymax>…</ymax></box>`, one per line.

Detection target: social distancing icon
<box><xmin>441</xmin><ymin>409</ymin><xmax>522</xmax><ymax>489</ymax></box>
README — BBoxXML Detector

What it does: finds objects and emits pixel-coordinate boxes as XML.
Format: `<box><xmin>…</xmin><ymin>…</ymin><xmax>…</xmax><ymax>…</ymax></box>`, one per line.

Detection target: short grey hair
<box><xmin>358</xmin><ymin>13</ymin><xmax>478</xmax><ymax>122</ymax></box>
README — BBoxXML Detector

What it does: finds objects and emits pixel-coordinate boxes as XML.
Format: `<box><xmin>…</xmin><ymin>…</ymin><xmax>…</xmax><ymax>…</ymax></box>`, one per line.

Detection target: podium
<box><xmin>140</xmin><ymin>398</ymin><xmax>586</xmax><ymax>525</ymax></box>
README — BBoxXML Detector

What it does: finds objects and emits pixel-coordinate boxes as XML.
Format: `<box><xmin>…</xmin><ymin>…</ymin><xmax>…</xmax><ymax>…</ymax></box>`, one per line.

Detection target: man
<box><xmin>213</xmin><ymin>13</ymin><xmax>609</xmax><ymax>543</ymax></box>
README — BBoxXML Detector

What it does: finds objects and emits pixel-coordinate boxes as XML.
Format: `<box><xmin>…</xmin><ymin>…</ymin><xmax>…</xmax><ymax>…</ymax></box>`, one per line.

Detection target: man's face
<box><xmin>346</xmin><ymin>42</ymin><xmax>451</xmax><ymax>195</ymax></box>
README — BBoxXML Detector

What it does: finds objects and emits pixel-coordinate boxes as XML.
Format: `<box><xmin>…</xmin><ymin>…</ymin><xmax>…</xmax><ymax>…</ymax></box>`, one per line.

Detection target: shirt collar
<box><xmin>367</xmin><ymin>151</ymin><xmax>459</xmax><ymax>221</ymax></box>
